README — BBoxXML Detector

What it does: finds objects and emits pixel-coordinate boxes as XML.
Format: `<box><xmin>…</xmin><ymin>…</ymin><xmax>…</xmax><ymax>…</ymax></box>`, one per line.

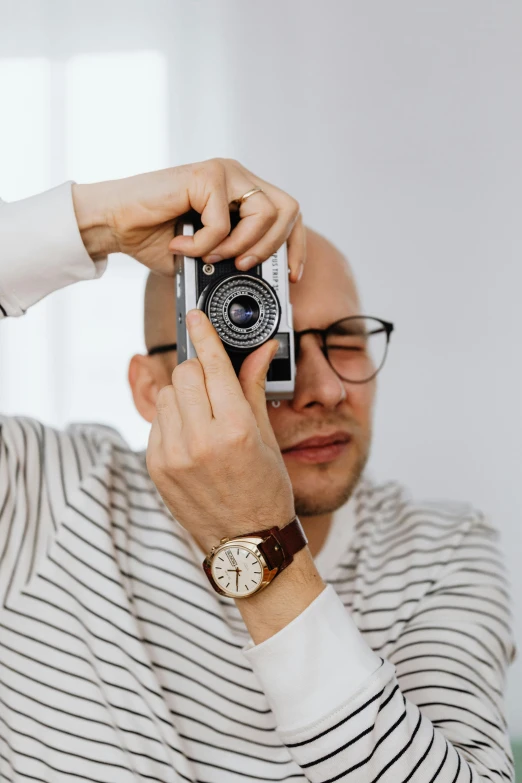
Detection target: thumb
<box><xmin>239</xmin><ymin>339</ymin><xmax>279</xmax><ymax>440</ymax></box>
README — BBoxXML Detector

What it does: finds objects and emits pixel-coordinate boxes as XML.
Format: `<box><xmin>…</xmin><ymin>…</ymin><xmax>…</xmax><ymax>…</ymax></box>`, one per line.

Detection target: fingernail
<box><xmin>205</xmin><ymin>254</ymin><xmax>222</xmax><ymax>263</ymax></box>
<box><xmin>236</xmin><ymin>255</ymin><xmax>257</xmax><ymax>270</ymax></box>
<box><xmin>187</xmin><ymin>309</ymin><xmax>201</xmax><ymax>326</ymax></box>
<box><xmin>297</xmin><ymin>263</ymin><xmax>305</xmax><ymax>282</ymax></box>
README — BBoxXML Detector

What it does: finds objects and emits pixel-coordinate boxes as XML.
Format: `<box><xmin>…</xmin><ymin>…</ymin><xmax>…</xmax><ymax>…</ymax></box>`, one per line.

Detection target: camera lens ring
<box><xmin>204</xmin><ymin>274</ymin><xmax>280</xmax><ymax>351</ymax></box>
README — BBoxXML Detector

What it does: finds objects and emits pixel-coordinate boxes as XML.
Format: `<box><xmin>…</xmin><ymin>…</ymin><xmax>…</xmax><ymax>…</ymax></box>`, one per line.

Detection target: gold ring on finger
<box><xmin>230</xmin><ymin>187</ymin><xmax>264</xmax><ymax>210</ymax></box>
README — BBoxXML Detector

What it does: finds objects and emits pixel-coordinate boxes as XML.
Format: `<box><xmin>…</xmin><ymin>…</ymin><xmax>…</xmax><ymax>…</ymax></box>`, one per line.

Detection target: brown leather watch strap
<box><xmin>248</xmin><ymin>517</ymin><xmax>308</xmax><ymax>574</ymax></box>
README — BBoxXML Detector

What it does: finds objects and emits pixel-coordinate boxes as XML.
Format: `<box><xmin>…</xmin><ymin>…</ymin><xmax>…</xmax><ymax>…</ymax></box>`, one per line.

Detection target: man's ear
<box><xmin>128</xmin><ymin>354</ymin><xmax>170</xmax><ymax>423</ymax></box>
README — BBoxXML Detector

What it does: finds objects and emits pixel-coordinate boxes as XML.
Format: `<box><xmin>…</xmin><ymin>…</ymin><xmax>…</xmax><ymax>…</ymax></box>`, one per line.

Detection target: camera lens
<box><xmin>202</xmin><ymin>274</ymin><xmax>280</xmax><ymax>351</ymax></box>
<box><xmin>228</xmin><ymin>296</ymin><xmax>260</xmax><ymax>328</ymax></box>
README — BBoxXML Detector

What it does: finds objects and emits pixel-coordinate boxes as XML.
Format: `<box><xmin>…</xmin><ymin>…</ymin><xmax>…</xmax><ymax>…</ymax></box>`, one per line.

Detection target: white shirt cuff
<box><xmin>241</xmin><ymin>583</ymin><xmax>382</xmax><ymax>733</ymax></box>
<box><xmin>0</xmin><ymin>182</ymin><xmax>107</xmax><ymax>317</ymax></box>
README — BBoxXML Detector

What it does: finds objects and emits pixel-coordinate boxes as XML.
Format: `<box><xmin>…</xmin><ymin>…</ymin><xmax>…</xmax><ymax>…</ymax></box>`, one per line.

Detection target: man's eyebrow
<box><xmin>148</xmin><ymin>343</ymin><xmax>177</xmax><ymax>356</ymax></box>
<box><xmin>328</xmin><ymin>319</ymin><xmax>367</xmax><ymax>336</ymax></box>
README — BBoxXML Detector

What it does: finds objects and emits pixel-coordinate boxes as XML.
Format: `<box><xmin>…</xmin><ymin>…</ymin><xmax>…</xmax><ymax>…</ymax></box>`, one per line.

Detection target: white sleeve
<box><xmin>242</xmin><ymin>583</ymin><xmax>383</xmax><ymax>731</ymax></box>
<box><xmin>0</xmin><ymin>182</ymin><xmax>107</xmax><ymax>319</ymax></box>
<box><xmin>241</xmin><ymin>518</ymin><xmax>515</xmax><ymax>782</ymax></box>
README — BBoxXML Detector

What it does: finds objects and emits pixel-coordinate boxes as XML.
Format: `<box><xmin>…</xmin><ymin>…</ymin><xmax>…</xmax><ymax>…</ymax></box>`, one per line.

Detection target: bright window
<box><xmin>0</xmin><ymin>51</ymin><xmax>168</xmax><ymax>449</ymax></box>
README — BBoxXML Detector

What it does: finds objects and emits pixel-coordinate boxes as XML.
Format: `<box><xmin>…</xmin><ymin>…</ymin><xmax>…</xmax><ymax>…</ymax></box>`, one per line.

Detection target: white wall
<box><xmin>1</xmin><ymin>0</ymin><xmax>521</xmax><ymax>731</ymax></box>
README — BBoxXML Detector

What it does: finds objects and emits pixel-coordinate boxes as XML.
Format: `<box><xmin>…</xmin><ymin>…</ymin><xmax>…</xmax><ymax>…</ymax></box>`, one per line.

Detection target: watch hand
<box><xmin>225</xmin><ymin>568</ymin><xmax>242</xmax><ymax>590</ymax></box>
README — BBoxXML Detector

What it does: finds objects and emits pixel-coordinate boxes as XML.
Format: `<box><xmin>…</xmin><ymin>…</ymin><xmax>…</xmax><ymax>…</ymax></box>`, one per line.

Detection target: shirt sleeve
<box><xmin>0</xmin><ymin>183</ymin><xmax>107</xmax><ymax>319</ymax></box>
<box><xmin>0</xmin><ymin>415</ymin><xmax>117</xmax><ymax>606</ymax></box>
<box><xmin>242</xmin><ymin>513</ymin><xmax>515</xmax><ymax>782</ymax></box>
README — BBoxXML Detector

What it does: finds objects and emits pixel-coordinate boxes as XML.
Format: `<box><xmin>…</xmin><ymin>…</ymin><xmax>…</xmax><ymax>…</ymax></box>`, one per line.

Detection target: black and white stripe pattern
<box><xmin>0</xmin><ymin>416</ymin><xmax>515</xmax><ymax>782</ymax></box>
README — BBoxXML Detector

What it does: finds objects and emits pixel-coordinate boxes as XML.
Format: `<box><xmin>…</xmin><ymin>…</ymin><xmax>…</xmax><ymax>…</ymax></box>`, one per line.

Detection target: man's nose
<box><xmin>291</xmin><ymin>335</ymin><xmax>347</xmax><ymax>411</ymax></box>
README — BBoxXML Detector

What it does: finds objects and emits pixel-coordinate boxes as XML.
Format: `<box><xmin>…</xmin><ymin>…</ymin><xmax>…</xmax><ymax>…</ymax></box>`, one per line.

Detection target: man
<box><xmin>0</xmin><ymin>162</ymin><xmax>515</xmax><ymax>782</ymax></box>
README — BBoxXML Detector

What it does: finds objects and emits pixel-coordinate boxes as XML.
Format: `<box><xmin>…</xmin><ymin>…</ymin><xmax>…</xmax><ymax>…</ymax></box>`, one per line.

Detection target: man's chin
<box><xmin>286</xmin><ymin>445</ymin><xmax>369</xmax><ymax>517</ymax></box>
<box><xmin>294</xmin><ymin>491</ymin><xmax>352</xmax><ymax>517</ymax></box>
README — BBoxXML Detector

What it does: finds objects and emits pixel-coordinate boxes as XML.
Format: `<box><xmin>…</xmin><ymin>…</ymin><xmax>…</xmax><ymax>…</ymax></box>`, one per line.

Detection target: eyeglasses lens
<box><xmin>325</xmin><ymin>317</ymin><xmax>389</xmax><ymax>383</ymax></box>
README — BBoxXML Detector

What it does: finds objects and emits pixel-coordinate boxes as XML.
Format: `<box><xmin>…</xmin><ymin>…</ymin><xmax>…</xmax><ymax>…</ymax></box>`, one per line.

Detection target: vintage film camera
<box><xmin>174</xmin><ymin>211</ymin><xmax>295</xmax><ymax>399</ymax></box>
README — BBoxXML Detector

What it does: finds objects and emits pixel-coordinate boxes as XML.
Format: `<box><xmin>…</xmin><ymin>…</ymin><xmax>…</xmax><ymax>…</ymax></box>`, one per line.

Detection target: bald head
<box><xmin>292</xmin><ymin>228</ymin><xmax>361</xmax><ymax>326</ymax></box>
<box><xmin>304</xmin><ymin>228</ymin><xmax>358</xmax><ymax>290</ymax></box>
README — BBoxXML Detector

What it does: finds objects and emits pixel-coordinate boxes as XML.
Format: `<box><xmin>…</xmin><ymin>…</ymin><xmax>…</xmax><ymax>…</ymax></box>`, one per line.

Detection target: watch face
<box><xmin>211</xmin><ymin>545</ymin><xmax>264</xmax><ymax>597</ymax></box>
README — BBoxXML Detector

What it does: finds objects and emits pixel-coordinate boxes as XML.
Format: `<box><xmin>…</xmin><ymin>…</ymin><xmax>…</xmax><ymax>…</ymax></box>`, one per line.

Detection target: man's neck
<box><xmin>299</xmin><ymin>512</ymin><xmax>333</xmax><ymax>559</ymax></box>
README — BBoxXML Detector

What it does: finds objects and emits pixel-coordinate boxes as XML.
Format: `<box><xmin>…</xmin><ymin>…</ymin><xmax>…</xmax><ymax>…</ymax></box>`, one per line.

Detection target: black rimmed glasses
<box><xmin>294</xmin><ymin>316</ymin><xmax>394</xmax><ymax>384</ymax></box>
<box><xmin>148</xmin><ymin>315</ymin><xmax>394</xmax><ymax>385</ymax></box>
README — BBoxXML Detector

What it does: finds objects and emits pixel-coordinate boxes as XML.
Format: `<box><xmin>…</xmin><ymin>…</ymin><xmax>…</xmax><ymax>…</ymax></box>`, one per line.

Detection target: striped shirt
<box><xmin>0</xmin><ymin>416</ymin><xmax>515</xmax><ymax>782</ymax></box>
<box><xmin>0</xmin><ymin>185</ymin><xmax>516</xmax><ymax>781</ymax></box>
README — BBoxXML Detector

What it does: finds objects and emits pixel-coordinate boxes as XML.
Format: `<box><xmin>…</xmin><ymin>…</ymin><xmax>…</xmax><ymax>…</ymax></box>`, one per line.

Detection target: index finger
<box><xmin>186</xmin><ymin>309</ymin><xmax>250</xmax><ymax>420</ymax></box>
<box><xmin>169</xmin><ymin>187</ymin><xmax>231</xmax><ymax>258</ymax></box>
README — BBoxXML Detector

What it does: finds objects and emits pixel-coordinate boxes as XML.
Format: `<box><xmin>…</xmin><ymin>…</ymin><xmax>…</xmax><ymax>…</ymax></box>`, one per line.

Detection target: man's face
<box><xmin>136</xmin><ymin>228</ymin><xmax>376</xmax><ymax>519</ymax></box>
<box><xmin>267</xmin><ymin>230</ymin><xmax>375</xmax><ymax>517</ymax></box>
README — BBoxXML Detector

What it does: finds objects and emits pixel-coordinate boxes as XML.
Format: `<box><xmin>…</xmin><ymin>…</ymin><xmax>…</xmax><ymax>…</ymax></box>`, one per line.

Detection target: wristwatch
<box><xmin>202</xmin><ymin>517</ymin><xmax>308</xmax><ymax>598</ymax></box>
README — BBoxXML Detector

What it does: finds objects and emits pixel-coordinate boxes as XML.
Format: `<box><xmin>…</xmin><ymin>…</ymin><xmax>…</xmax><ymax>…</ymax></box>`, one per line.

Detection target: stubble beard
<box><xmin>292</xmin><ymin>432</ymin><xmax>371</xmax><ymax>517</ymax></box>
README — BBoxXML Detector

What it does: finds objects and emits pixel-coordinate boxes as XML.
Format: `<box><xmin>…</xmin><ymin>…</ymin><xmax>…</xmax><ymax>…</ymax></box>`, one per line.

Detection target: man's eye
<box><xmin>328</xmin><ymin>343</ymin><xmax>365</xmax><ymax>352</ymax></box>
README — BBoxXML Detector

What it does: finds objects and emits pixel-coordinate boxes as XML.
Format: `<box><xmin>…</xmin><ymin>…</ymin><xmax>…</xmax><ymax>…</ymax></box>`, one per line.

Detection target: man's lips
<box><xmin>283</xmin><ymin>431</ymin><xmax>352</xmax><ymax>451</ymax></box>
<box><xmin>282</xmin><ymin>431</ymin><xmax>352</xmax><ymax>464</ymax></box>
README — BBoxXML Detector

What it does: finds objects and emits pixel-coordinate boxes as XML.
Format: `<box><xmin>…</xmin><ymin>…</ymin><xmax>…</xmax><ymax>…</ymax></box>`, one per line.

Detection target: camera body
<box><xmin>174</xmin><ymin>211</ymin><xmax>295</xmax><ymax>399</ymax></box>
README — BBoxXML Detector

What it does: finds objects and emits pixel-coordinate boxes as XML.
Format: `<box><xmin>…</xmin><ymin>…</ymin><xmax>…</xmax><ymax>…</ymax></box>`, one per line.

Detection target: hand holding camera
<box><xmin>72</xmin><ymin>157</ymin><xmax>305</xmax><ymax>280</ymax></box>
<box><xmin>146</xmin><ymin>308</ymin><xmax>296</xmax><ymax>554</ymax></box>
<box><xmin>90</xmin><ymin>157</ymin><xmax>304</xmax><ymax>549</ymax></box>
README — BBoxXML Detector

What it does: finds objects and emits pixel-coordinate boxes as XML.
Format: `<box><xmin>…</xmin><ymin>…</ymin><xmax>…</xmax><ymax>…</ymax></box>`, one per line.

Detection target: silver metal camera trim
<box><xmin>259</xmin><ymin>242</ymin><xmax>295</xmax><ymax>399</ymax></box>
<box><xmin>174</xmin><ymin>219</ymin><xmax>295</xmax><ymax>400</ymax></box>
